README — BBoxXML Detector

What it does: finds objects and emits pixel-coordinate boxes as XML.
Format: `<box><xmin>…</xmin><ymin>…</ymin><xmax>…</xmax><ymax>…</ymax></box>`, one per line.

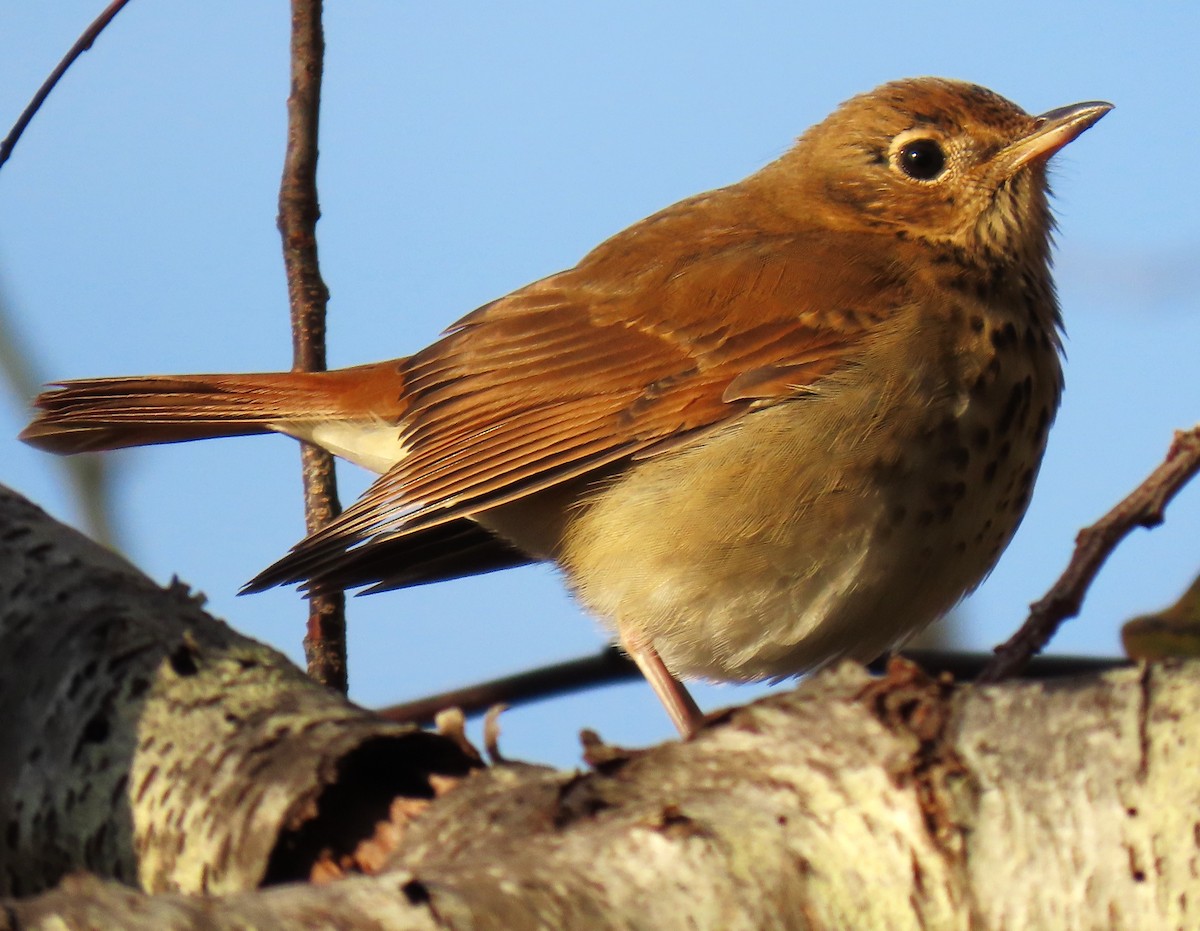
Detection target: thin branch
<box><xmin>376</xmin><ymin>645</ymin><xmax>1126</xmax><ymax>725</ymax></box>
<box><xmin>0</xmin><ymin>0</ymin><xmax>134</xmax><ymax>172</ymax></box>
<box><xmin>277</xmin><ymin>0</ymin><xmax>346</xmax><ymax>691</ymax></box>
<box><xmin>0</xmin><ymin>0</ymin><xmax>130</xmax><ymax>545</ymax></box>
<box><xmin>981</xmin><ymin>424</ymin><xmax>1200</xmax><ymax>682</ymax></box>
<box><xmin>376</xmin><ymin>647</ymin><xmax>637</xmax><ymax>725</ymax></box>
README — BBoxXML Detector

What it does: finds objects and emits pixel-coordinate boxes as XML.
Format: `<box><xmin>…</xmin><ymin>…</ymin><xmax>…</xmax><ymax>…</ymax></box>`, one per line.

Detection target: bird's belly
<box><xmin>559</xmin><ymin>354</ymin><xmax>1054</xmax><ymax>682</ymax></box>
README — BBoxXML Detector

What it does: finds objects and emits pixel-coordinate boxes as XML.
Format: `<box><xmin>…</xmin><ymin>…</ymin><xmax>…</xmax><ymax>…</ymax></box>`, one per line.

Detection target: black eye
<box><xmin>896</xmin><ymin>138</ymin><xmax>946</xmax><ymax>181</ymax></box>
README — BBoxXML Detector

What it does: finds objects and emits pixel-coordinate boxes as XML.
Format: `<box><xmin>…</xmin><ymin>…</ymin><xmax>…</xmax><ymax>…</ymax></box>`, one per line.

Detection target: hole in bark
<box><xmin>81</xmin><ymin>713</ymin><xmax>110</xmax><ymax>745</ymax></box>
<box><xmin>262</xmin><ymin>734</ymin><xmax>477</xmax><ymax>886</ymax></box>
<box><xmin>402</xmin><ymin>878</ymin><xmax>431</xmax><ymax>904</ymax></box>
<box><xmin>168</xmin><ymin>643</ymin><xmax>199</xmax><ymax>677</ymax></box>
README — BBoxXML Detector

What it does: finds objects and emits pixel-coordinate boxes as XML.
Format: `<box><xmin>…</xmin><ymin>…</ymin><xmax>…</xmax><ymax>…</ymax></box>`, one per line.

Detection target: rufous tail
<box><xmin>20</xmin><ymin>362</ymin><xmax>407</xmax><ymax>455</ymax></box>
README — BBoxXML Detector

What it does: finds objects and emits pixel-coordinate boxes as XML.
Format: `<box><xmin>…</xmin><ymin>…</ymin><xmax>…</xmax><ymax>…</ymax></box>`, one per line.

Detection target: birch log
<box><xmin>1</xmin><ymin>484</ymin><xmax>1196</xmax><ymax>930</ymax></box>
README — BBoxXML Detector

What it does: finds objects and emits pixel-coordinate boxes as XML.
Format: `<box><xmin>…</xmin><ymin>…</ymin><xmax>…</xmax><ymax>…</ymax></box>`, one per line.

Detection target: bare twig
<box><xmin>0</xmin><ymin>2</ymin><xmax>130</xmax><ymax>544</ymax></box>
<box><xmin>376</xmin><ymin>647</ymin><xmax>637</xmax><ymax>725</ymax></box>
<box><xmin>375</xmin><ymin>645</ymin><xmax>1124</xmax><ymax>725</ymax></box>
<box><xmin>277</xmin><ymin>0</ymin><xmax>347</xmax><ymax>691</ymax></box>
<box><xmin>981</xmin><ymin>425</ymin><xmax>1200</xmax><ymax>682</ymax></box>
<box><xmin>0</xmin><ymin>0</ymin><xmax>134</xmax><ymax>173</ymax></box>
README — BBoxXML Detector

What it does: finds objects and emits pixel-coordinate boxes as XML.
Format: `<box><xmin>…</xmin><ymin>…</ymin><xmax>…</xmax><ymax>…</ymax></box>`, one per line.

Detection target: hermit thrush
<box><xmin>22</xmin><ymin>78</ymin><xmax>1110</xmax><ymax>735</ymax></box>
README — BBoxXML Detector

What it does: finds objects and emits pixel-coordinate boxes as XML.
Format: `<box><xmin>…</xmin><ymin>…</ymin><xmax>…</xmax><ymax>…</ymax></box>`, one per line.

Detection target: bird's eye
<box><xmin>895</xmin><ymin>138</ymin><xmax>947</xmax><ymax>181</ymax></box>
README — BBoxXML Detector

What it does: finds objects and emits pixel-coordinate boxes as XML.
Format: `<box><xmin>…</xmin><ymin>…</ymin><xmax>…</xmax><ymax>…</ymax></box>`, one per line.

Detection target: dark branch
<box><xmin>0</xmin><ymin>0</ymin><xmax>134</xmax><ymax>172</ymax></box>
<box><xmin>376</xmin><ymin>647</ymin><xmax>637</xmax><ymax>726</ymax></box>
<box><xmin>981</xmin><ymin>424</ymin><xmax>1200</xmax><ymax>682</ymax></box>
<box><xmin>376</xmin><ymin>645</ymin><xmax>1126</xmax><ymax>725</ymax></box>
<box><xmin>277</xmin><ymin>0</ymin><xmax>347</xmax><ymax>691</ymax></box>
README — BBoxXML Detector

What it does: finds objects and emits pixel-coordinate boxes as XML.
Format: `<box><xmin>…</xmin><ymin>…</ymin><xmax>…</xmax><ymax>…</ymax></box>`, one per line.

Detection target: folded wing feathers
<box><xmin>252</xmin><ymin>234</ymin><xmax>896</xmax><ymax>590</ymax></box>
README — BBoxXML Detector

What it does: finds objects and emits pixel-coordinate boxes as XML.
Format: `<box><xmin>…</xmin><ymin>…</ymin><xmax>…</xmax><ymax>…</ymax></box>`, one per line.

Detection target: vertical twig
<box><xmin>277</xmin><ymin>0</ymin><xmax>347</xmax><ymax>691</ymax></box>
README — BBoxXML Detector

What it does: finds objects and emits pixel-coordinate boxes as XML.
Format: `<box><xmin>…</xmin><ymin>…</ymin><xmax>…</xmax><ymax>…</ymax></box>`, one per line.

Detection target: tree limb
<box><xmin>0</xmin><ymin>484</ymin><xmax>475</xmax><ymax>899</ymax></box>
<box><xmin>1</xmin><ymin>482</ymin><xmax>1197</xmax><ymax>929</ymax></box>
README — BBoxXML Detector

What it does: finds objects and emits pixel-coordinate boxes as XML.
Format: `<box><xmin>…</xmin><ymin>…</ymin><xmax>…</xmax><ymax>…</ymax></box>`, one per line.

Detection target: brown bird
<box><xmin>21</xmin><ymin>78</ymin><xmax>1110</xmax><ymax>736</ymax></box>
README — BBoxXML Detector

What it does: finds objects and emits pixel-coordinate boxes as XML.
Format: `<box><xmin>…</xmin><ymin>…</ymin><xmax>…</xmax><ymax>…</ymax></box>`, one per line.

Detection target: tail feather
<box><xmin>20</xmin><ymin>363</ymin><xmax>407</xmax><ymax>455</ymax></box>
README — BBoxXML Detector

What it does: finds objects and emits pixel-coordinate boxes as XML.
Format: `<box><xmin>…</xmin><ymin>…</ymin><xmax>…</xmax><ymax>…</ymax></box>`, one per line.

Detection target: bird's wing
<box><xmin>247</xmin><ymin>201</ymin><xmax>911</xmax><ymax>592</ymax></box>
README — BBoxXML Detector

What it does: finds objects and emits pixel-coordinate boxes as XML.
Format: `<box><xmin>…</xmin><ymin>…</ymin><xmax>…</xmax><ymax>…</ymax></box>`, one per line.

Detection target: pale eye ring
<box><xmin>895</xmin><ymin>138</ymin><xmax>947</xmax><ymax>181</ymax></box>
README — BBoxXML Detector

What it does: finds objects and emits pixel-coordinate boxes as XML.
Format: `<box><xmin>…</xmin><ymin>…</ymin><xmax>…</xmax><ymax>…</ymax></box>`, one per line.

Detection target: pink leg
<box><xmin>624</xmin><ymin>640</ymin><xmax>704</xmax><ymax>737</ymax></box>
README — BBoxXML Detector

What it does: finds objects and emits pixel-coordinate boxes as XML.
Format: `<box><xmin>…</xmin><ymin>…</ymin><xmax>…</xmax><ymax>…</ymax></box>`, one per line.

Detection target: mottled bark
<box><xmin>1</xmin><ymin>484</ymin><xmax>1197</xmax><ymax>930</ymax></box>
<box><xmin>0</xmin><ymin>485</ymin><xmax>474</xmax><ymax>899</ymax></box>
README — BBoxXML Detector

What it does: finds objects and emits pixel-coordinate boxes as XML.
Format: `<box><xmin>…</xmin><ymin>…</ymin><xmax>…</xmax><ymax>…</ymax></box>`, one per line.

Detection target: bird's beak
<box><xmin>1003</xmin><ymin>100</ymin><xmax>1113</xmax><ymax>172</ymax></box>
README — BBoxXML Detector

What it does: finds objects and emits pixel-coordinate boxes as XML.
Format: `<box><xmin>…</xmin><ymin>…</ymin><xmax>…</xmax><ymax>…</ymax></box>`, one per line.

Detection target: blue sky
<box><xmin>1</xmin><ymin>3</ymin><xmax>1197</xmax><ymax>766</ymax></box>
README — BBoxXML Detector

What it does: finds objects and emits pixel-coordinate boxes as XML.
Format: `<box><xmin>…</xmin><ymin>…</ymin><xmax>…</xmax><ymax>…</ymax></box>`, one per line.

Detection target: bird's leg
<box><xmin>623</xmin><ymin>639</ymin><xmax>704</xmax><ymax>737</ymax></box>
